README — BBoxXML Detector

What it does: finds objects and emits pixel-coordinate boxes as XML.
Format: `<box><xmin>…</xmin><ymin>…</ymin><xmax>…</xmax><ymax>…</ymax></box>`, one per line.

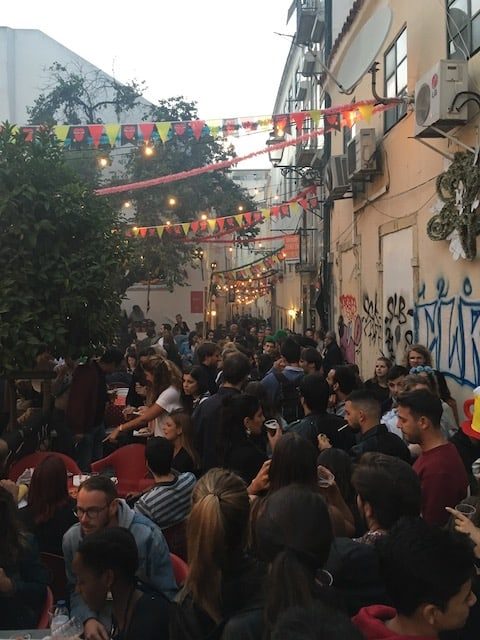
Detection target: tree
<box><xmin>123</xmin><ymin>97</ymin><xmax>258</xmax><ymax>288</ymax></box>
<box><xmin>0</xmin><ymin>125</ymin><xmax>130</xmax><ymax>373</ymax></box>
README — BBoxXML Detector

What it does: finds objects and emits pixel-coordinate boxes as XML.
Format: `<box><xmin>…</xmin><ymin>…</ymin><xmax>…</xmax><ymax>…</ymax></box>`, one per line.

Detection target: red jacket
<box><xmin>353</xmin><ymin>605</ymin><xmax>435</xmax><ymax>639</ymax></box>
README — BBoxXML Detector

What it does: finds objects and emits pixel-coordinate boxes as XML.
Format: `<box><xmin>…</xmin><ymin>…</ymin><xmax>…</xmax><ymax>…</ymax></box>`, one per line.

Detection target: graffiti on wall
<box><xmin>338</xmin><ymin>294</ymin><xmax>362</xmax><ymax>364</ymax></box>
<box><xmin>361</xmin><ymin>292</ymin><xmax>383</xmax><ymax>350</ymax></box>
<box><xmin>384</xmin><ymin>294</ymin><xmax>414</xmax><ymax>360</ymax></box>
<box><xmin>415</xmin><ymin>277</ymin><xmax>480</xmax><ymax>388</ymax></box>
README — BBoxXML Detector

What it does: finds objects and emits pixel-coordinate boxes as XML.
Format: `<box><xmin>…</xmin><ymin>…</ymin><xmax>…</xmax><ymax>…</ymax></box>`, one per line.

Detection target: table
<box><xmin>0</xmin><ymin>631</ymin><xmax>47</xmax><ymax>639</ymax></box>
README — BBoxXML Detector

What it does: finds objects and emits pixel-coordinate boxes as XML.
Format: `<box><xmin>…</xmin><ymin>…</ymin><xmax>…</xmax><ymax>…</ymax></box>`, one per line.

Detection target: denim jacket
<box><xmin>63</xmin><ymin>499</ymin><xmax>178</xmax><ymax>627</ymax></box>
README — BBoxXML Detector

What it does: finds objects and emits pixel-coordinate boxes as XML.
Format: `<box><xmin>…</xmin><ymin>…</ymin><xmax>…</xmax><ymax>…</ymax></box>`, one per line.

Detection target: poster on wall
<box><xmin>190</xmin><ymin>291</ymin><xmax>204</xmax><ymax>314</ymax></box>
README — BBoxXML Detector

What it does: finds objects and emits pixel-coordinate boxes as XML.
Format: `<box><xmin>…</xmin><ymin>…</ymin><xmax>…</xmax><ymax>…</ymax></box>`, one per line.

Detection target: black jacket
<box><xmin>349</xmin><ymin>424</ymin><xmax>411</xmax><ymax>463</ymax></box>
<box><xmin>286</xmin><ymin>412</ymin><xmax>356</xmax><ymax>451</ymax></box>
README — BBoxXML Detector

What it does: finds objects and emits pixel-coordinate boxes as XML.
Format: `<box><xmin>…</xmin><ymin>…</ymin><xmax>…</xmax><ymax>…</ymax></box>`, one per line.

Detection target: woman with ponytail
<box><xmin>255</xmin><ymin>485</ymin><xmax>338</xmax><ymax>638</ymax></box>
<box><xmin>170</xmin><ymin>468</ymin><xmax>265</xmax><ymax>639</ymax></box>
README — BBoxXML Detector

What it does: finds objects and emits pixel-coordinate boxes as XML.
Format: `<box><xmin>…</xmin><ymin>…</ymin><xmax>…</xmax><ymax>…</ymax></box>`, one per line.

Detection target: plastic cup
<box><xmin>455</xmin><ymin>503</ymin><xmax>476</xmax><ymax>520</ymax></box>
<box><xmin>264</xmin><ymin>419</ymin><xmax>280</xmax><ymax>436</ymax></box>
<box><xmin>317</xmin><ymin>465</ymin><xmax>335</xmax><ymax>488</ymax></box>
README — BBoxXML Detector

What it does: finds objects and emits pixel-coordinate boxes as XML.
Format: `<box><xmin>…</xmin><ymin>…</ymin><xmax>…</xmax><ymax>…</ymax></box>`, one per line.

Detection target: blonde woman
<box><xmin>106</xmin><ymin>356</ymin><xmax>183</xmax><ymax>442</ymax></box>
<box><xmin>170</xmin><ymin>468</ymin><xmax>265</xmax><ymax>638</ymax></box>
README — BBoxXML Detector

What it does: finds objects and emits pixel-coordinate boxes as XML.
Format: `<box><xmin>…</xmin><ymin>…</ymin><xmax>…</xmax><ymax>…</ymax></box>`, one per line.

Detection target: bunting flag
<box><xmin>15</xmin><ymin>100</ymin><xmax>396</xmax><ymax>152</ymax></box>
<box><xmin>127</xmin><ymin>188</ymin><xmax>317</xmax><ymax>240</ymax></box>
<box><xmin>217</xmin><ymin>246</ymin><xmax>286</xmax><ymax>282</ymax></box>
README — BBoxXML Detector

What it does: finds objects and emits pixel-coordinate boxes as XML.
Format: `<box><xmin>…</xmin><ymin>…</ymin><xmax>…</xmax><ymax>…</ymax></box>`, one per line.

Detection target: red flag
<box><xmin>325</xmin><ymin>113</ymin><xmax>341</xmax><ymax>132</ymax></box>
<box><xmin>244</xmin><ymin>212</ymin><xmax>253</xmax><ymax>226</ymax></box>
<box><xmin>88</xmin><ymin>124</ymin><xmax>104</xmax><ymax>147</ymax></box>
<box><xmin>271</xmin><ymin>206</ymin><xmax>280</xmax><ymax>219</ymax></box>
<box><xmin>273</xmin><ymin>114</ymin><xmax>289</xmax><ymax>136</ymax></box>
<box><xmin>174</xmin><ymin>123</ymin><xmax>187</xmax><ymax>137</ymax></box>
<box><xmin>21</xmin><ymin>126</ymin><xmax>35</xmax><ymax>142</ymax></box>
<box><xmin>191</xmin><ymin>221</ymin><xmax>200</xmax><ymax>234</ymax></box>
<box><xmin>122</xmin><ymin>124</ymin><xmax>137</xmax><ymax>142</ymax></box>
<box><xmin>72</xmin><ymin>126</ymin><xmax>86</xmax><ymax>143</ymax></box>
<box><xmin>290</xmin><ymin>111</ymin><xmax>307</xmax><ymax>131</ymax></box>
<box><xmin>217</xmin><ymin>218</ymin><xmax>225</xmax><ymax>231</ymax></box>
<box><xmin>148</xmin><ymin>228</ymin><xmax>155</xmax><ymax>236</ymax></box>
<box><xmin>298</xmin><ymin>198</ymin><xmax>308</xmax><ymax>209</ymax></box>
<box><xmin>139</xmin><ymin>123</ymin><xmax>155</xmax><ymax>142</ymax></box>
<box><xmin>139</xmin><ymin>227</ymin><xmax>147</xmax><ymax>237</ymax></box>
<box><xmin>190</xmin><ymin>120</ymin><xmax>205</xmax><ymax>140</ymax></box>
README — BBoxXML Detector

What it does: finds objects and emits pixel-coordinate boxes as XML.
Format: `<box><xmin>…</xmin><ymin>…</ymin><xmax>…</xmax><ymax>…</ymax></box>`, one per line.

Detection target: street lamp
<box><xmin>266</xmin><ymin>134</ymin><xmax>285</xmax><ymax>167</ymax></box>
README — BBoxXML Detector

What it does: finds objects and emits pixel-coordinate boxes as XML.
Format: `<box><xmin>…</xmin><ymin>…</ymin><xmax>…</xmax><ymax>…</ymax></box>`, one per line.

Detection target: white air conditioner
<box><xmin>301</xmin><ymin>51</ymin><xmax>316</xmax><ymax>77</ymax></box>
<box><xmin>296</xmin><ymin>80</ymin><xmax>309</xmax><ymax>102</ymax></box>
<box><xmin>347</xmin><ymin>128</ymin><xmax>377</xmax><ymax>180</ymax></box>
<box><xmin>414</xmin><ymin>59</ymin><xmax>468</xmax><ymax>138</ymax></box>
<box><xmin>324</xmin><ymin>155</ymin><xmax>350</xmax><ymax>199</ymax></box>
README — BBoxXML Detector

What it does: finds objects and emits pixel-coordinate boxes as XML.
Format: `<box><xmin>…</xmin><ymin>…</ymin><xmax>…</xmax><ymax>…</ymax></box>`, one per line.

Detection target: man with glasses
<box><xmin>63</xmin><ymin>476</ymin><xmax>177</xmax><ymax>640</ymax></box>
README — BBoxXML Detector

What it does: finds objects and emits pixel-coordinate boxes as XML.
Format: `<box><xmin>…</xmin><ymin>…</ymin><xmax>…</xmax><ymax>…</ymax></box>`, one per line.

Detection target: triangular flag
<box><xmin>358</xmin><ymin>104</ymin><xmax>375</xmax><ymax>123</ymax></box>
<box><xmin>131</xmin><ymin>227</ymin><xmax>139</xmax><ymax>237</ymax></box>
<box><xmin>324</xmin><ymin>113</ymin><xmax>341</xmax><ymax>132</ymax></box>
<box><xmin>240</xmin><ymin>117</ymin><xmax>258</xmax><ymax>131</ymax></box>
<box><xmin>139</xmin><ymin>123</ymin><xmax>155</xmax><ymax>142</ymax></box>
<box><xmin>206</xmin><ymin>119</ymin><xmax>221</xmax><ymax>138</ymax></box>
<box><xmin>71</xmin><ymin>126</ymin><xmax>87</xmax><ymax>143</ymax></box>
<box><xmin>174</xmin><ymin>123</ymin><xmax>187</xmax><ymax>137</ymax></box>
<box><xmin>182</xmin><ymin>222</ymin><xmax>191</xmax><ymax>236</ymax></box>
<box><xmin>273</xmin><ymin>114</ymin><xmax>289</xmax><ymax>137</ymax></box>
<box><xmin>88</xmin><ymin>124</ymin><xmax>104</xmax><ymax>148</ymax></box>
<box><xmin>190</xmin><ymin>120</ymin><xmax>205</xmax><ymax>140</ymax></box>
<box><xmin>139</xmin><ymin>227</ymin><xmax>147</xmax><ymax>237</ymax></box>
<box><xmin>217</xmin><ymin>218</ymin><xmax>225</xmax><ymax>231</ymax></box>
<box><xmin>235</xmin><ymin>214</ymin><xmax>244</xmax><ymax>226</ymax></box>
<box><xmin>149</xmin><ymin>228</ymin><xmax>155</xmax><ymax>236</ymax></box>
<box><xmin>156</xmin><ymin>226</ymin><xmax>164</xmax><ymax>238</ymax></box>
<box><xmin>21</xmin><ymin>126</ymin><xmax>36</xmax><ymax>142</ymax></box>
<box><xmin>261</xmin><ymin>208</ymin><xmax>271</xmax><ymax>220</ymax></box>
<box><xmin>290</xmin><ymin>202</ymin><xmax>302</xmax><ymax>216</ymax></box>
<box><xmin>298</xmin><ymin>198</ymin><xmax>309</xmax><ymax>210</ymax></box>
<box><xmin>191</xmin><ymin>221</ymin><xmax>200</xmax><ymax>234</ymax></box>
<box><xmin>244</xmin><ymin>212</ymin><xmax>253</xmax><ymax>226</ymax></box>
<box><xmin>310</xmin><ymin>110</ymin><xmax>322</xmax><ymax>125</ymax></box>
<box><xmin>105</xmin><ymin>124</ymin><xmax>121</xmax><ymax>146</ymax></box>
<box><xmin>280</xmin><ymin>205</ymin><xmax>290</xmax><ymax>218</ymax></box>
<box><xmin>207</xmin><ymin>218</ymin><xmax>217</xmax><ymax>232</ymax></box>
<box><xmin>271</xmin><ymin>206</ymin><xmax>280</xmax><ymax>219</ymax></box>
<box><xmin>291</xmin><ymin>111</ymin><xmax>307</xmax><ymax>131</ymax></box>
<box><xmin>54</xmin><ymin>125</ymin><xmax>70</xmax><ymax>143</ymax></box>
<box><xmin>121</xmin><ymin>124</ymin><xmax>137</xmax><ymax>144</ymax></box>
<box><xmin>222</xmin><ymin>118</ymin><xmax>239</xmax><ymax>137</ymax></box>
<box><xmin>156</xmin><ymin>122</ymin><xmax>172</xmax><ymax>143</ymax></box>
<box><xmin>343</xmin><ymin>108</ymin><xmax>358</xmax><ymax>128</ymax></box>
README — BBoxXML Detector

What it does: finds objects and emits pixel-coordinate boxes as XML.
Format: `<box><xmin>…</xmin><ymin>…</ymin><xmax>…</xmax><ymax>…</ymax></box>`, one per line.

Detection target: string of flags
<box><xmin>128</xmin><ymin>187</ymin><xmax>317</xmax><ymax>239</ymax></box>
<box><xmin>14</xmin><ymin>101</ymin><xmax>382</xmax><ymax>148</ymax></box>
<box><xmin>214</xmin><ymin>246</ymin><xmax>287</xmax><ymax>282</ymax></box>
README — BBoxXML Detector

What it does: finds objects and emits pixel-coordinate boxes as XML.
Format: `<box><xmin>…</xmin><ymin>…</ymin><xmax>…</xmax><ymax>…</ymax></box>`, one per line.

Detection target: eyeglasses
<box><xmin>74</xmin><ymin>504</ymin><xmax>110</xmax><ymax>519</ymax></box>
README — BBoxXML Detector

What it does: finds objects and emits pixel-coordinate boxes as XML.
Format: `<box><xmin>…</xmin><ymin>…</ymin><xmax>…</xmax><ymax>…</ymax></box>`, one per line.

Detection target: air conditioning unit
<box><xmin>301</xmin><ymin>51</ymin><xmax>316</xmax><ymax>77</ymax></box>
<box><xmin>296</xmin><ymin>80</ymin><xmax>309</xmax><ymax>102</ymax></box>
<box><xmin>347</xmin><ymin>128</ymin><xmax>377</xmax><ymax>180</ymax></box>
<box><xmin>324</xmin><ymin>155</ymin><xmax>350</xmax><ymax>199</ymax></box>
<box><xmin>414</xmin><ymin>59</ymin><xmax>468</xmax><ymax>138</ymax></box>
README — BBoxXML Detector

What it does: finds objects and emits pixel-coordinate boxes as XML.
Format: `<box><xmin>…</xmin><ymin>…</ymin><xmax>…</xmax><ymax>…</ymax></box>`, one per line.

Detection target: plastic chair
<box><xmin>8</xmin><ymin>451</ymin><xmax>81</xmax><ymax>482</ymax></box>
<box><xmin>37</xmin><ymin>585</ymin><xmax>54</xmax><ymax>629</ymax></box>
<box><xmin>91</xmin><ymin>444</ymin><xmax>147</xmax><ymax>497</ymax></box>
<box><xmin>170</xmin><ymin>553</ymin><xmax>189</xmax><ymax>586</ymax></box>
<box><xmin>41</xmin><ymin>552</ymin><xmax>67</xmax><ymax>603</ymax></box>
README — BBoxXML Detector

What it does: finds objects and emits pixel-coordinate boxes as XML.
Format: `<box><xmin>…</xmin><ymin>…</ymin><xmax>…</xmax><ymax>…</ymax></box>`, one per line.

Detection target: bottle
<box><xmin>51</xmin><ymin>600</ymin><xmax>69</xmax><ymax>633</ymax></box>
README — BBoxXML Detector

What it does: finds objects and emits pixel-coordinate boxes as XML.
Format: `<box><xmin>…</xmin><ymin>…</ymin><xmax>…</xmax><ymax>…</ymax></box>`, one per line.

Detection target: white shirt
<box><xmin>153</xmin><ymin>385</ymin><xmax>183</xmax><ymax>436</ymax></box>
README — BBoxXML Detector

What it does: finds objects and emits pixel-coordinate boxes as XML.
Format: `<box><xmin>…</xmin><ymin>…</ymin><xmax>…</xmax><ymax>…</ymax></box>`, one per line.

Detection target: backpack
<box><xmin>273</xmin><ymin>371</ymin><xmax>304</xmax><ymax>424</ymax></box>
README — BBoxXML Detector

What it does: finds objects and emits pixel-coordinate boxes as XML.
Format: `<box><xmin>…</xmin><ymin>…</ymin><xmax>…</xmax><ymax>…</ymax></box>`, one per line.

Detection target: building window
<box><xmin>447</xmin><ymin>0</ymin><xmax>480</xmax><ymax>58</ymax></box>
<box><xmin>384</xmin><ymin>28</ymin><xmax>408</xmax><ymax>131</ymax></box>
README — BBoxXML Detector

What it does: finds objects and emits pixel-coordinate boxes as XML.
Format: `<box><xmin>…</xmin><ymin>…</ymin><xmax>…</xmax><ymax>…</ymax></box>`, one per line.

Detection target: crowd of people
<box><xmin>0</xmin><ymin>312</ymin><xmax>480</xmax><ymax>639</ymax></box>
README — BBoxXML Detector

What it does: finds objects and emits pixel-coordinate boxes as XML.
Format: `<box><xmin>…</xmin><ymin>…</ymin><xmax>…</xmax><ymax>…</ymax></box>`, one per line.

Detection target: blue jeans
<box><xmin>75</xmin><ymin>423</ymin><xmax>105</xmax><ymax>471</ymax></box>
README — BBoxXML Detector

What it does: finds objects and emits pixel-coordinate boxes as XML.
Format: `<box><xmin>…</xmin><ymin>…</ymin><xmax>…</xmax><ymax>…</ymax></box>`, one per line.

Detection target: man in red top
<box><xmin>353</xmin><ymin>517</ymin><xmax>476</xmax><ymax>639</ymax></box>
<box><xmin>396</xmin><ymin>389</ymin><xmax>468</xmax><ymax>526</ymax></box>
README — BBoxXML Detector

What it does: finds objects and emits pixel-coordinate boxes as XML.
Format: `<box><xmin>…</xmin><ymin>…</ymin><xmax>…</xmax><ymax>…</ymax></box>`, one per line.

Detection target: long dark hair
<box><xmin>28</xmin><ymin>455</ymin><xmax>70</xmax><ymax>524</ymax></box>
<box><xmin>256</xmin><ymin>485</ymin><xmax>333</xmax><ymax>634</ymax></box>
<box><xmin>168</xmin><ymin>410</ymin><xmax>200</xmax><ymax>469</ymax></box>
<box><xmin>245</xmin><ymin>381</ymin><xmax>278</xmax><ymax>421</ymax></box>
<box><xmin>268</xmin><ymin>432</ymin><xmax>318</xmax><ymax>494</ymax></box>
<box><xmin>0</xmin><ymin>486</ymin><xmax>26</xmax><ymax>566</ymax></box>
<box><xmin>218</xmin><ymin>394</ymin><xmax>260</xmax><ymax>463</ymax></box>
<box><xmin>317</xmin><ymin>448</ymin><xmax>355</xmax><ymax>506</ymax></box>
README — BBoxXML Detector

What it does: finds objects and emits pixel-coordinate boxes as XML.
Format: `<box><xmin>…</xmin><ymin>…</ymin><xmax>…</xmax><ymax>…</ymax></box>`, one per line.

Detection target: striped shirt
<box><xmin>134</xmin><ymin>472</ymin><xmax>196</xmax><ymax>530</ymax></box>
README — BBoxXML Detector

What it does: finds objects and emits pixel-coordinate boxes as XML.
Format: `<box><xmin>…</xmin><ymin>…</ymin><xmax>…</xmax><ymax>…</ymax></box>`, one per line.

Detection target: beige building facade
<box><xmin>324</xmin><ymin>0</ymin><xmax>480</xmax><ymax>404</ymax></box>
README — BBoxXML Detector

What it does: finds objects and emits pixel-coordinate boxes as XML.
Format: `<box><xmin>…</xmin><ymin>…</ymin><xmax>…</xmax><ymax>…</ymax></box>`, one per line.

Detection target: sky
<box><xmin>1</xmin><ymin>0</ymin><xmax>295</xmax><ymax>168</ymax></box>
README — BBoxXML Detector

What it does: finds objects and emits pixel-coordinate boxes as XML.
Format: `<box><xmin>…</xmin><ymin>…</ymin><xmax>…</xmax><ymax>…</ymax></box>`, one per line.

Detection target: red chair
<box><xmin>91</xmin><ymin>444</ymin><xmax>147</xmax><ymax>497</ymax></box>
<box><xmin>9</xmin><ymin>452</ymin><xmax>81</xmax><ymax>482</ymax></box>
<box><xmin>37</xmin><ymin>586</ymin><xmax>54</xmax><ymax>629</ymax></box>
<box><xmin>41</xmin><ymin>552</ymin><xmax>68</xmax><ymax>603</ymax></box>
<box><xmin>170</xmin><ymin>553</ymin><xmax>189</xmax><ymax>586</ymax></box>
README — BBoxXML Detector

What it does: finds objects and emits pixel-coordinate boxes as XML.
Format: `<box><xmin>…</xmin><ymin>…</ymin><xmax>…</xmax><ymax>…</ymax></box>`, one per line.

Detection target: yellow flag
<box><xmin>182</xmin><ymin>223</ymin><xmax>190</xmax><ymax>236</ymax></box>
<box><xmin>290</xmin><ymin>202</ymin><xmax>302</xmax><ymax>216</ymax></box>
<box><xmin>207</xmin><ymin>218</ymin><xmax>217</xmax><ymax>232</ymax></box>
<box><xmin>105</xmin><ymin>124</ymin><xmax>120</xmax><ymax>147</ymax></box>
<box><xmin>310</xmin><ymin>110</ymin><xmax>322</xmax><ymax>125</ymax></box>
<box><xmin>156</xmin><ymin>122</ymin><xmax>171</xmax><ymax>143</ymax></box>
<box><xmin>261</xmin><ymin>208</ymin><xmax>271</xmax><ymax>220</ymax></box>
<box><xmin>235</xmin><ymin>214</ymin><xmax>244</xmax><ymax>227</ymax></box>
<box><xmin>54</xmin><ymin>125</ymin><xmax>70</xmax><ymax>142</ymax></box>
<box><xmin>156</xmin><ymin>226</ymin><xmax>164</xmax><ymax>238</ymax></box>
<box><xmin>358</xmin><ymin>104</ymin><xmax>375</xmax><ymax>123</ymax></box>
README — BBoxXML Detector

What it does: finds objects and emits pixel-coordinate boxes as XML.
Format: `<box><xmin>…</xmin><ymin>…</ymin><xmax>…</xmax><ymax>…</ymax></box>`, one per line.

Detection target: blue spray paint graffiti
<box><xmin>415</xmin><ymin>278</ymin><xmax>480</xmax><ymax>388</ymax></box>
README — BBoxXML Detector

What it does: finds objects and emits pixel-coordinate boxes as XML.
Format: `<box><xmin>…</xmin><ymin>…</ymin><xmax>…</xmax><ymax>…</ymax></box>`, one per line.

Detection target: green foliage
<box><xmin>0</xmin><ymin>124</ymin><xmax>130</xmax><ymax>373</ymax></box>
<box><xmin>124</xmin><ymin>98</ymin><xmax>258</xmax><ymax>288</ymax></box>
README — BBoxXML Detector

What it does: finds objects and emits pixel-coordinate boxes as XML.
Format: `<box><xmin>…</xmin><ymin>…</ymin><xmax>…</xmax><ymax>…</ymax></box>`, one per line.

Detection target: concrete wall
<box><xmin>325</xmin><ymin>0</ymin><xmax>480</xmax><ymax>408</ymax></box>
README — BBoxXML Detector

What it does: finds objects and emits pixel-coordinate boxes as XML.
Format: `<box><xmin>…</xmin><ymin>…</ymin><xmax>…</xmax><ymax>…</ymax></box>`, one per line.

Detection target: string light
<box><xmin>168</xmin><ymin>197</ymin><xmax>177</xmax><ymax>207</ymax></box>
